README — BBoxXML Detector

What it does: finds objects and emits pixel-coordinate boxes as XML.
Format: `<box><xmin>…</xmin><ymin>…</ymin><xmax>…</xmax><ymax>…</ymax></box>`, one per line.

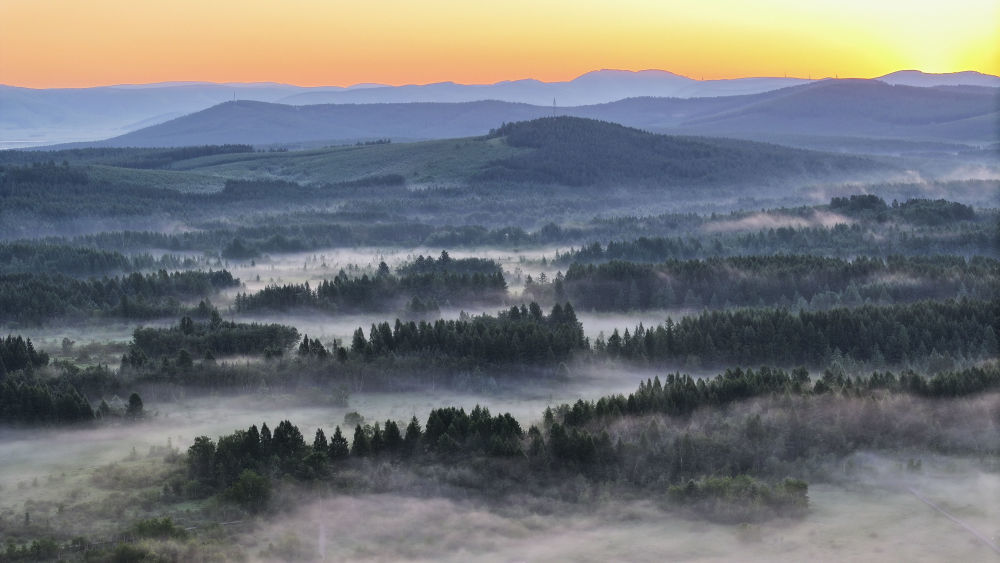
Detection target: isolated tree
<box><xmin>383</xmin><ymin>420</ymin><xmax>403</xmax><ymax>453</ymax></box>
<box><xmin>125</xmin><ymin>393</ymin><xmax>144</xmax><ymax>419</ymax></box>
<box><xmin>403</xmin><ymin>416</ymin><xmax>422</xmax><ymax>455</ymax></box>
<box><xmin>351</xmin><ymin>424</ymin><xmax>370</xmax><ymax>457</ymax></box>
<box><xmin>328</xmin><ymin>426</ymin><xmax>350</xmax><ymax>460</ymax></box>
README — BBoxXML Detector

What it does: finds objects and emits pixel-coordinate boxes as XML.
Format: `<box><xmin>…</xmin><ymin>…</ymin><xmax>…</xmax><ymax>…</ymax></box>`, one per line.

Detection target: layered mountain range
<box><xmin>2</xmin><ymin>69</ymin><xmax>997</xmax><ymax>149</ymax></box>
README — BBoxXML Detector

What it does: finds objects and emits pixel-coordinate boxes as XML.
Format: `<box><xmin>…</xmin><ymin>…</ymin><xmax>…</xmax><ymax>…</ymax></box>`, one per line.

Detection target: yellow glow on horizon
<box><xmin>0</xmin><ymin>0</ymin><xmax>996</xmax><ymax>88</ymax></box>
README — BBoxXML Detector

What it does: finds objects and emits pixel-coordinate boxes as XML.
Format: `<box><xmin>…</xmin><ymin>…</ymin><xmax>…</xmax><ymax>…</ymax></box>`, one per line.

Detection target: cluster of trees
<box><xmin>0</xmin><ymin>369</ymin><xmax>145</xmax><ymax>426</ymax></box>
<box><xmin>125</xmin><ymin>314</ymin><xmax>299</xmax><ymax>365</ymax></box>
<box><xmin>346</xmin><ymin>302</ymin><xmax>586</xmax><ymax>365</ymax></box>
<box><xmin>0</xmin><ymin>335</ymin><xmax>49</xmax><ymax>374</ymax></box>
<box><xmin>0</xmin><ymin>242</ymin><xmax>195</xmax><ymax>277</ymax></box>
<box><xmin>547</xmin><ymin>255</ymin><xmax>997</xmax><ymax>311</ymax></box>
<box><xmin>234</xmin><ymin>258</ymin><xmax>506</xmax><ymax>314</ymax></box>
<box><xmin>395</xmin><ymin>252</ymin><xmax>502</xmax><ymax>276</ymax></box>
<box><xmin>594</xmin><ymin>298</ymin><xmax>998</xmax><ymax>368</ymax></box>
<box><xmin>184</xmin><ymin>405</ymin><xmax>525</xmax><ymax>509</ymax></box>
<box><xmin>0</xmin><ymin>375</ymin><xmax>95</xmax><ymax>424</ymax></box>
<box><xmin>830</xmin><ymin>194</ymin><xmax>976</xmax><ymax>225</ymax></box>
<box><xmin>0</xmin><ymin>270</ymin><xmax>237</xmax><ymax>325</ymax></box>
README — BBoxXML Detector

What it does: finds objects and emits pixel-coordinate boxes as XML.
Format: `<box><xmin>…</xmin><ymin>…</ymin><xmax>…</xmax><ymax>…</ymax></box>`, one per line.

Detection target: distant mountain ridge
<box><xmin>60</xmin><ymin>79</ymin><xmax>998</xmax><ymax>150</ymax></box>
<box><xmin>877</xmin><ymin>70</ymin><xmax>1000</xmax><ymax>88</ymax></box>
<box><xmin>2</xmin><ymin>69</ymin><xmax>996</xmax><ymax>148</ymax></box>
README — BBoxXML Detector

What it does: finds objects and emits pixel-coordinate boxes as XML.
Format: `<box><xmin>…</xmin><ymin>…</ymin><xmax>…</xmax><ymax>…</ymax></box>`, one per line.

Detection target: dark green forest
<box><xmin>234</xmin><ymin>254</ymin><xmax>506</xmax><ymax>314</ymax></box>
<box><xmin>0</xmin><ymin>270</ymin><xmax>237</xmax><ymax>325</ymax></box>
<box><xmin>176</xmin><ymin>362</ymin><xmax>999</xmax><ymax>521</ymax></box>
<box><xmin>530</xmin><ymin>255</ymin><xmax>998</xmax><ymax>311</ymax></box>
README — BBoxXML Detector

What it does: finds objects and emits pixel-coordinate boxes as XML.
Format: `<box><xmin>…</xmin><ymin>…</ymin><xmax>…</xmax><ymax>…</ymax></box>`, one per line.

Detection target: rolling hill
<box><xmin>66</xmin><ymin>79</ymin><xmax>997</xmax><ymax>150</ymax></box>
<box><xmin>472</xmin><ymin>117</ymin><xmax>884</xmax><ymax>186</ymax></box>
<box><xmin>91</xmin><ymin>100</ymin><xmax>553</xmax><ymax>147</ymax></box>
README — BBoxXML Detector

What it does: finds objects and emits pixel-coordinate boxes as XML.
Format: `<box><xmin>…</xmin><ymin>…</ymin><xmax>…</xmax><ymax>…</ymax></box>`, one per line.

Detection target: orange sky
<box><xmin>1</xmin><ymin>0</ymin><xmax>997</xmax><ymax>88</ymax></box>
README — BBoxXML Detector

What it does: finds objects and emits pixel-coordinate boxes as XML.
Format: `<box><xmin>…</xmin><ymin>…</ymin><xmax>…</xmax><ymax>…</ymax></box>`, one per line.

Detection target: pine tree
<box><xmin>351</xmin><ymin>424</ymin><xmax>370</xmax><ymax>457</ymax></box>
<box><xmin>403</xmin><ymin>417</ymin><xmax>422</xmax><ymax>455</ymax></box>
<box><xmin>312</xmin><ymin>428</ymin><xmax>328</xmax><ymax>452</ymax></box>
<box><xmin>329</xmin><ymin>426</ymin><xmax>350</xmax><ymax>460</ymax></box>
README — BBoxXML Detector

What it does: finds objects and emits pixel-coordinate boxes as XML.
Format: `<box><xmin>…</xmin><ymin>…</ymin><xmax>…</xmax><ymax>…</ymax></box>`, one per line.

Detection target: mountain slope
<box><xmin>93</xmin><ymin>100</ymin><xmax>553</xmax><ymax>147</ymax></box>
<box><xmin>668</xmin><ymin>79</ymin><xmax>998</xmax><ymax>144</ymax></box>
<box><xmin>473</xmin><ymin>117</ymin><xmax>884</xmax><ymax>186</ymax></box>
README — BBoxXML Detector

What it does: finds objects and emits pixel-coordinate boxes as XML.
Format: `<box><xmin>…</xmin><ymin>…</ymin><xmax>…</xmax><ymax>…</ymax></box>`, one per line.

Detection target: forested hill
<box><xmin>474</xmin><ymin>117</ymin><xmax>885</xmax><ymax>187</ymax></box>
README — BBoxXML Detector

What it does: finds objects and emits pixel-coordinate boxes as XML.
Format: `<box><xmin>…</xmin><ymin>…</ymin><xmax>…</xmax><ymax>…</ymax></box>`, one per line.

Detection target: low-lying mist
<box><xmin>245</xmin><ymin>455</ymin><xmax>999</xmax><ymax>562</ymax></box>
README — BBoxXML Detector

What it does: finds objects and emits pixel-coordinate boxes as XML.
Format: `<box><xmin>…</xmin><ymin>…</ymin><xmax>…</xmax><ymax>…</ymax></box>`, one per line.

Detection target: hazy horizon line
<box><xmin>2</xmin><ymin>68</ymin><xmax>996</xmax><ymax>91</ymax></box>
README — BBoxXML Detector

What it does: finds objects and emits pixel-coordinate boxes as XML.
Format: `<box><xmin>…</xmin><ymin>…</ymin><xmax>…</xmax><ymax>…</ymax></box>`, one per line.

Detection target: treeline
<box><xmin>552</xmin><ymin>364</ymin><xmax>1000</xmax><ymax>429</ymax></box>
<box><xmin>125</xmin><ymin>314</ymin><xmax>299</xmax><ymax>364</ymax></box>
<box><xmin>542</xmin><ymin>255</ymin><xmax>998</xmax><ymax>311</ymax></box>
<box><xmin>9</xmin><ymin>200</ymin><xmax>993</xmax><ymax>260</ymax></box>
<box><xmin>541</xmin><ymin>364</ymin><xmax>1000</xmax><ymax>492</ymax></box>
<box><xmin>830</xmin><ymin>194</ymin><xmax>976</xmax><ymax>225</ymax></box>
<box><xmin>182</xmin><ymin>407</ymin><xmax>805</xmax><ymax>522</ymax></box>
<box><xmin>0</xmin><ymin>242</ymin><xmax>198</xmax><ymax>277</ymax></box>
<box><xmin>0</xmin><ymin>145</ymin><xmax>253</xmax><ymax>169</ymax></box>
<box><xmin>395</xmin><ymin>252</ymin><xmax>502</xmax><ymax>276</ymax></box>
<box><xmin>563</xmin><ymin>220</ymin><xmax>997</xmax><ymax>265</ymax></box>
<box><xmin>0</xmin><ymin>270</ymin><xmax>238</xmax><ymax>325</ymax></box>
<box><xmin>234</xmin><ymin>260</ymin><xmax>506</xmax><ymax>314</ymax></box>
<box><xmin>345</xmin><ymin>303</ymin><xmax>586</xmax><ymax>366</ymax></box>
<box><xmin>184</xmin><ymin>363</ymin><xmax>999</xmax><ymax>521</ymax></box>
<box><xmin>595</xmin><ymin>298</ymin><xmax>998</xmax><ymax>369</ymax></box>
<box><xmin>122</xmin><ymin>300</ymin><xmax>995</xmax><ymax>386</ymax></box>
<box><xmin>116</xmin><ymin>303</ymin><xmax>586</xmax><ymax>388</ymax></box>
<box><xmin>0</xmin><ymin>163</ymin><xmax>406</xmax><ymax>221</ymax></box>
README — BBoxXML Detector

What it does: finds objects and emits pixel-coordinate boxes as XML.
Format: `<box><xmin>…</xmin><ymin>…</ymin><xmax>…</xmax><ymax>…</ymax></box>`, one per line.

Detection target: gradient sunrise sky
<box><xmin>1</xmin><ymin>0</ymin><xmax>997</xmax><ymax>88</ymax></box>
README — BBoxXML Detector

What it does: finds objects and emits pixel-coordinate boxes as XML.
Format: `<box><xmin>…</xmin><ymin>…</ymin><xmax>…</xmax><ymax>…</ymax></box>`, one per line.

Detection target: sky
<box><xmin>0</xmin><ymin>0</ymin><xmax>997</xmax><ymax>88</ymax></box>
